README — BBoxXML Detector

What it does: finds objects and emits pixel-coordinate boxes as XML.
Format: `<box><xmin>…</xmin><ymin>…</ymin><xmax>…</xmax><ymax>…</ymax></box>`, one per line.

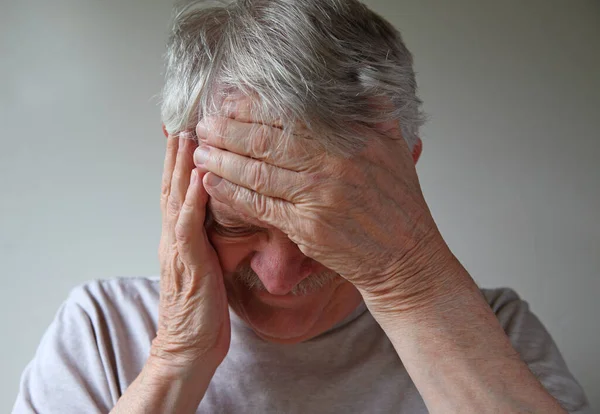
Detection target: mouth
<box><xmin>253</xmin><ymin>288</ymin><xmax>319</xmax><ymax>306</ymax></box>
<box><xmin>251</xmin><ymin>276</ymin><xmax>346</xmax><ymax>303</ymax></box>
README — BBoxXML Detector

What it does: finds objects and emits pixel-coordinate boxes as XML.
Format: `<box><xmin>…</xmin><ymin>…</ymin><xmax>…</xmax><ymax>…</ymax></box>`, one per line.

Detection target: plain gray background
<box><xmin>1</xmin><ymin>0</ymin><xmax>598</xmax><ymax>412</ymax></box>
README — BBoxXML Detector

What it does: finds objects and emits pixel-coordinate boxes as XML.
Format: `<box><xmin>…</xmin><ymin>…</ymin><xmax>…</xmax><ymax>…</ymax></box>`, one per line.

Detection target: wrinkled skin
<box><xmin>194</xmin><ymin>97</ymin><xmax>453</xmax><ymax>308</ymax></box>
<box><xmin>118</xmin><ymin>99</ymin><xmax>567</xmax><ymax>414</ymax></box>
<box><xmin>152</xmin><ymin>95</ymin><xmax>454</xmax><ymax>368</ymax></box>
<box><xmin>153</xmin><ymin>135</ymin><xmax>230</xmax><ymax>369</ymax></box>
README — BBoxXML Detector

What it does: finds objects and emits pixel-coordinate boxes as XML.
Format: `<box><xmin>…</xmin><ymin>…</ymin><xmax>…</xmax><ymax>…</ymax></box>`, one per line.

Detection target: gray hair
<box><xmin>161</xmin><ymin>0</ymin><xmax>425</xmax><ymax>155</ymax></box>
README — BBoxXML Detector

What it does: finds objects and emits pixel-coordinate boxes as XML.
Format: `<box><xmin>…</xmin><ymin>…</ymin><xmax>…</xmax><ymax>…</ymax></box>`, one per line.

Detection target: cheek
<box><xmin>208</xmin><ymin>235</ymin><xmax>256</xmax><ymax>273</ymax></box>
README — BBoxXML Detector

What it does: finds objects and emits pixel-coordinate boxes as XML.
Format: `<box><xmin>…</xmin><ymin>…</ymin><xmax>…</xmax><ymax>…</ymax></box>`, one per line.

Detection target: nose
<box><xmin>250</xmin><ymin>230</ymin><xmax>316</xmax><ymax>295</ymax></box>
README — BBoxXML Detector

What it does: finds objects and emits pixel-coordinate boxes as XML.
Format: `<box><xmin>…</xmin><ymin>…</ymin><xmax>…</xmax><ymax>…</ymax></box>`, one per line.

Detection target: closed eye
<box><xmin>207</xmin><ymin>218</ymin><xmax>261</xmax><ymax>238</ymax></box>
<box><xmin>205</xmin><ymin>209</ymin><xmax>263</xmax><ymax>238</ymax></box>
<box><xmin>211</xmin><ymin>223</ymin><xmax>259</xmax><ymax>237</ymax></box>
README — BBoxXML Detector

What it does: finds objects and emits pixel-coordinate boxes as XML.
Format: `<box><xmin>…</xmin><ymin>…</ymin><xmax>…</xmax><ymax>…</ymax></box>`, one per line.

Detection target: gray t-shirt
<box><xmin>13</xmin><ymin>277</ymin><xmax>590</xmax><ymax>413</ymax></box>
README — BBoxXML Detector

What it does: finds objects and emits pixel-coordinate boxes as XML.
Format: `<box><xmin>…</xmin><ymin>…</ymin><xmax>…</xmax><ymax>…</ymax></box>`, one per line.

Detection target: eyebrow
<box><xmin>206</xmin><ymin>207</ymin><xmax>250</xmax><ymax>227</ymax></box>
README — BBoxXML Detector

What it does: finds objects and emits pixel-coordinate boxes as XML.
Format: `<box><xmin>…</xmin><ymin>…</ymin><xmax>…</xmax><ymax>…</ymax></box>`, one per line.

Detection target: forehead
<box><xmin>207</xmin><ymin>198</ymin><xmax>266</xmax><ymax>227</ymax></box>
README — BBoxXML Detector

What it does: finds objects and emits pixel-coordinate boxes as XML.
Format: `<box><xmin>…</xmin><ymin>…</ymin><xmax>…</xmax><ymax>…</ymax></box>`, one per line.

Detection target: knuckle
<box><xmin>288</xmin><ymin>177</ymin><xmax>308</xmax><ymax>200</ymax></box>
<box><xmin>230</xmin><ymin>184</ymin><xmax>250</xmax><ymax>210</ymax></box>
<box><xmin>161</xmin><ymin>178</ymin><xmax>171</xmax><ymax>196</ymax></box>
<box><xmin>253</xmin><ymin>192</ymin><xmax>269</xmax><ymax>218</ymax></box>
<box><xmin>249</xmin><ymin>162</ymin><xmax>269</xmax><ymax>192</ymax></box>
<box><xmin>322</xmin><ymin>184</ymin><xmax>343</xmax><ymax>205</ymax></box>
<box><xmin>181</xmin><ymin>198</ymin><xmax>194</xmax><ymax>214</ymax></box>
<box><xmin>160</xmin><ymin>180</ymin><xmax>171</xmax><ymax>204</ymax></box>
<box><xmin>159</xmin><ymin>244</ymin><xmax>185</xmax><ymax>277</ymax></box>
<box><xmin>251</xmin><ymin>126</ymin><xmax>270</xmax><ymax>158</ymax></box>
<box><xmin>160</xmin><ymin>192</ymin><xmax>169</xmax><ymax>212</ymax></box>
<box><xmin>166</xmin><ymin>196</ymin><xmax>181</xmax><ymax>218</ymax></box>
<box><xmin>213</xmin><ymin>151</ymin><xmax>223</xmax><ymax>172</ymax></box>
<box><xmin>304</xmin><ymin>216</ymin><xmax>325</xmax><ymax>241</ymax></box>
<box><xmin>160</xmin><ymin>183</ymin><xmax>170</xmax><ymax>199</ymax></box>
<box><xmin>211</xmin><ymin>117</ymin><xmax>225</xmax><ymax>142</ymax></box>
<box><xmin>305</xmin><ymin>171</ymin><xmax>322</xmax><ymax>186</ymax></box>
<box><xmin>169</xmin><ymin>251</ymin><xmax>185</xmax><ymax>277</ymax></box>
<box><xmin>174</xmin><ymin>221</ymin><xmax>190</xmax><ymax>245</ymax></box>
<box><xmin>229</xmin><ymin>184</ymin><xmax>242</xmax><ymax>202</ymax></box>
<box><xmin>300</xmin><ymin>172</ymin><xmax>321</xmax><ymax>193</ymax></box>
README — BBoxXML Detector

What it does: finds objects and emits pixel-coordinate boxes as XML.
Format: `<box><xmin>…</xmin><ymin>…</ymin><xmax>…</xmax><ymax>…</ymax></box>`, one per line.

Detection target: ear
<box><xmin>412</xmin><ymin>138</ymin><xmax>423</xmax><ymax>164</ymax></box>
<box><xmin>372</xmin><ymin>119</ymin><xmax>423</xmax><ymax>165</ymax></box>
<box><xmin>162</xmin><ymin>123</ymin><xmax>169</xmax><ymax>138</ymax></box>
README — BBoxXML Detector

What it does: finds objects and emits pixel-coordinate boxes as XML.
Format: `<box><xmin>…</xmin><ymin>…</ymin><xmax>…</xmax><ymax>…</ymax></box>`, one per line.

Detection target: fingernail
<box><xmin>205</xmin><ymin>173</ymin><xmax>222</xmax><ymax>187</ymax></box>
<box><xmin>191</xmin><ymin>169</ymin><xmax>198</xmax><ymax>184</ymax></box>
<box><xmin>196</xmin><ymin>120</ymin><xmax>208</xmax><ymax>140</ymax></box>
<box><xmin>194</xmin><ymin>146</ymin><xmax>209</xmax><ymax>166</ymax></box>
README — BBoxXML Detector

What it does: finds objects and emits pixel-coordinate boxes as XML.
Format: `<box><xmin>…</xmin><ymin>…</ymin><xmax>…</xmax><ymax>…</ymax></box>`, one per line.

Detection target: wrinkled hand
<box><xmin>194</xmin><ymin>98</ymin><xmax>456</xmax><ymax>305</ymax></box>
<box><xmin>153</xmin><ymin>135</ymin><xmax>230</xmax><ymax>373</ymax></box>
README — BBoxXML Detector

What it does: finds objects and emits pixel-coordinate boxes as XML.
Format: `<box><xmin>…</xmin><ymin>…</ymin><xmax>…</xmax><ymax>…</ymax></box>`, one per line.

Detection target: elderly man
<box><xmin>14</xmin><ymin>0</ymin><xmax>590</xmax><ymax>413</ymax></box>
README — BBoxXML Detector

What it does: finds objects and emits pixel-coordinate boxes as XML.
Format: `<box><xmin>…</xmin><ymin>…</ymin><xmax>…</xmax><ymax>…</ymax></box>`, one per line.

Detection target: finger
<box><xmin>159</xmin><ymin>136</ymin><xmax>179</xmax><ymax>275</ymax></box>
<box><xmin>193</xmin><ymin>144</ymin><xmax>304</xmax><ymax>201</ymax></box>
<box><xmin>160</xmin><ymin>136</ymin><xmax>179</xmax><ymax>217</ymax></box>
<box><xmin>170</xmin><ymin>136</ymin><xmax>198</xmax><ymax>210</ymax></box>
<box><xmin>175</xmin><ymin>168</ymin><xmax>212</xmax><ymax>268</ymax></box>
<box><xmin>165</xmin><ymin>136</ymin><xmax>198</xmax><ymax>245</ymax></box>
<box><xmin>221</xmin><ymin>95</ymin><xmax>284</xmax><ymax>128</ymax></box>
<box><xmin>203</xmin><ymin>173</ymin><xmax>295</xmax><ymax>234</ymax></box>
<box><xmin>196</xmin><ymin>116</ymin><xmax>315</xmax><ymax>171</ymax></box>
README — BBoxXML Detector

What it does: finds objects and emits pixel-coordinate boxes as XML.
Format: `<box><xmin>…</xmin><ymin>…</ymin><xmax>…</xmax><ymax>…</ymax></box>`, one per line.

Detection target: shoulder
<box><xmin>62</xmin><ymin>276</ymin><xmax>161</xmax><ymax>366</ymax></box>
<box><xmin>480</xmin><ymin>286</ymin><xmax>564</xmax><ymax>365</ymax></box>
<box><xmin>480</xmin><ymin>287</ymin><xmax>532</xmax><ymax>331</ymax></box>
<box><xmin>13</xmin><ymin>277</ymin><xmax>161</xmax><ymax>413</ymax></box>
<box><xmin>481</xmin><ymin>287</ymin><xmax>565</xmax><ymax>347</ymax></box>
<box><xmin>58</xmin><ymin>276</ymin><xmax>161</xmax><ymax>341</ymax></box>
<box><xmin>66</xmin><ymin>276</ymin><xmax>160</xmax><ymax>312</ymax></box>
<box><xmin>480</xmin><ymin>287</ymin><xmax>591</xmax><ymax>414</ymax></box>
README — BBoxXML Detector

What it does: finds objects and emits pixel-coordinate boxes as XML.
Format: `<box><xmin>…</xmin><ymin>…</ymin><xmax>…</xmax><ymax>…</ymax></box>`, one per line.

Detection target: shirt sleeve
<box><xmin>484</xmin><ymin>288</ymin><xmax>592</xmax><ymax>414</ymax></box>
<box><xmin>12</xmin><ymin>286</ymin><xmax>118</xmax><ymax>414</ymax></box>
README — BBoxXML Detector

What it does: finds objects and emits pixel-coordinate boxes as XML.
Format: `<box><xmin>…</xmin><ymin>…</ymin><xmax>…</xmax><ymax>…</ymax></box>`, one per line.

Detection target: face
<box><xmin>206</xmin><ymin>198</ymin><xmax>363</xmax><ymax>344</ymax></box>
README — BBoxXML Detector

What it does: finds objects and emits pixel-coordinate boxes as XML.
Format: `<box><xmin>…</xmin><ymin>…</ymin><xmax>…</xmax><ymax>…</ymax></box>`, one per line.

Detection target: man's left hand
<box><xmin>193</xmin><ymin>98</ymin><xmax>460</xmax><ymax>309</ymax></box>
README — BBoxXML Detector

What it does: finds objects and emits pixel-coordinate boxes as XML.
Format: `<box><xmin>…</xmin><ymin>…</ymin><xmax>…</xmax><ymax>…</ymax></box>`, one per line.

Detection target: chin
<box><xmin>245</xmin><ymin>311</ymin><xmax>324</xmax><ymax>344</ymax></box>
<box><xmin>226</xmin><ymin>278</ymin><xmax>363</xmax><ymax>344</ymax></box>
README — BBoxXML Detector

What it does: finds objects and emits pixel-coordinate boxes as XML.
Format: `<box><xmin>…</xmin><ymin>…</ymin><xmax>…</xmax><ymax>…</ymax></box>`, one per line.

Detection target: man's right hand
<box><xmin>111</xmin><ymin>135</ymin><xmax>230</xmax><ymax>414</ymax></box>
<box><xmin>152</xmin><ymin>134</ymin><xmax>231</xmax><ymax>373</ymax></box>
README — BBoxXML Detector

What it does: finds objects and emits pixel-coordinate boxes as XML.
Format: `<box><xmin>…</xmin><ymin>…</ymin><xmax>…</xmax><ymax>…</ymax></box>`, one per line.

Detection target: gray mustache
<box><xmin>234</xmin><ymin>264</ymin><xmax>339</xmax><ymax>296</ymax></box>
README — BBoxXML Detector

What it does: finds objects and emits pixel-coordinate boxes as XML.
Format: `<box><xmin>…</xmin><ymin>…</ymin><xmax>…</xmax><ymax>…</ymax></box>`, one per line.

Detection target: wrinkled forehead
<box><xmin>207</xmin><ymin>197</ymin><xmax>266</xmax><ymax>227</ymax></box>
